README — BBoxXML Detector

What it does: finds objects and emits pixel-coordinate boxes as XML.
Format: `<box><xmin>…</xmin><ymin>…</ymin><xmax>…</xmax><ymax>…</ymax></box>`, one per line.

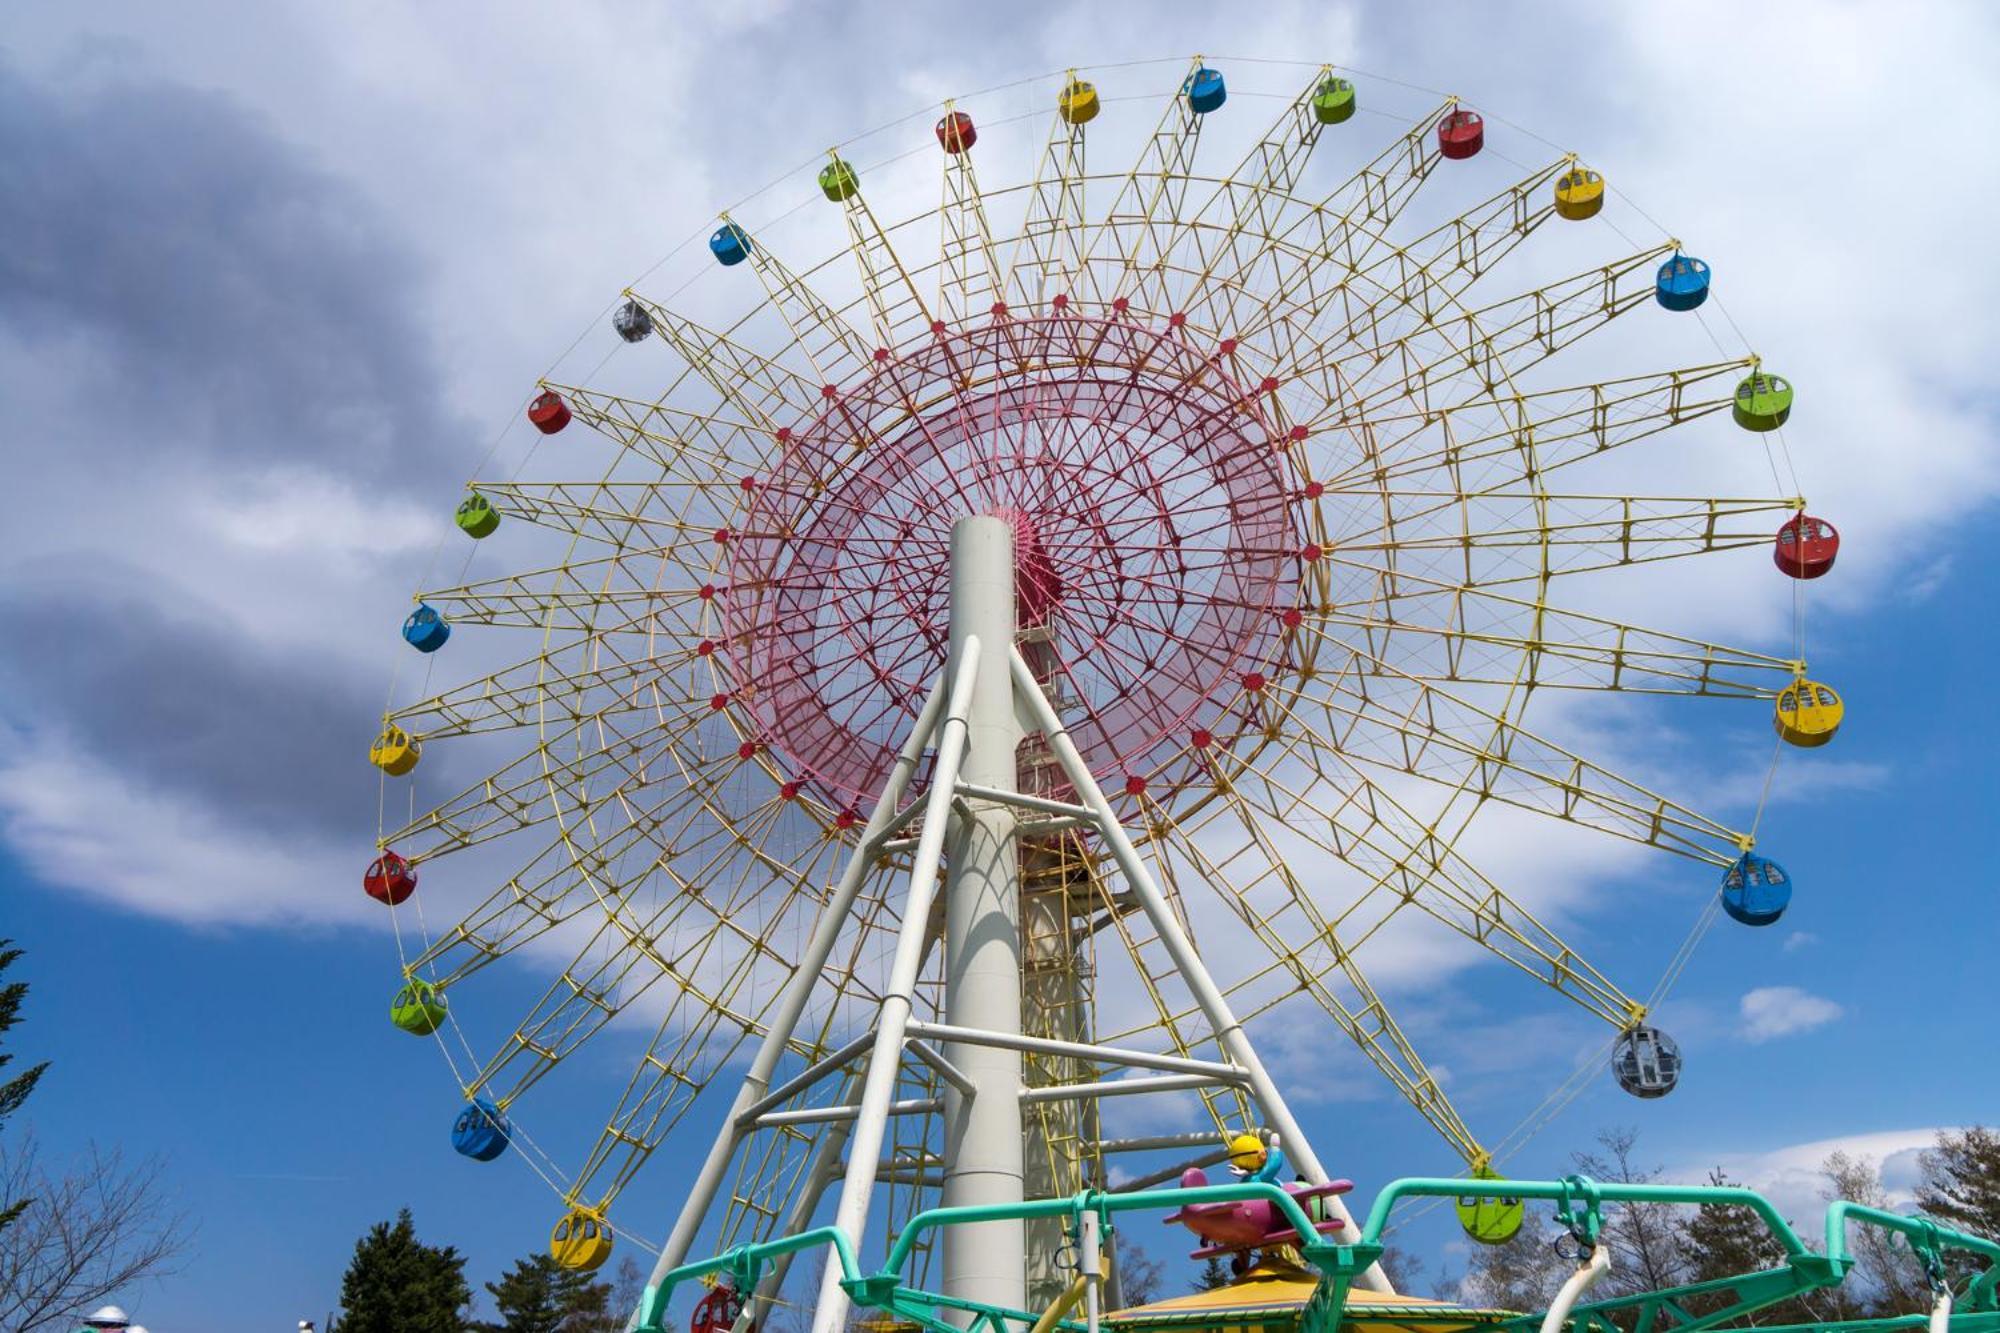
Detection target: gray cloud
<box><xmin>0</xmin><ymin>56</ymin><xmax>484</xmax><ymax>853</ymax></box>
<box><xmin>0</xmin><ymin>562</ymin><xmax>382</xmax><ymax>836</ymax></box>
<box><xmin>0</xmin><ymin>53</ymin><xmax>470</xmax><ymax>487</ymax></box>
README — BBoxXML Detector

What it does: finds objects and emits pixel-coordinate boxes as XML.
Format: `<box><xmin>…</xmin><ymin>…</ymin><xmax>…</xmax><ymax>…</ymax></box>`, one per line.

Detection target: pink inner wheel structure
<box><xmin>725</xmin><ymin>312</ymin><xmax>1303</xmax><ymax>802</ymax></box>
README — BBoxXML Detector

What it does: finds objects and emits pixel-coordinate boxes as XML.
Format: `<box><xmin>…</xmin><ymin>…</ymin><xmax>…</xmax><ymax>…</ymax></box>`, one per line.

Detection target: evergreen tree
<box><xmin>1676</xmin><ymin>1169</ymin><xmax>1819</xmax><ymax>1324</ymax></box>
<box><xmin>338</xmin><ymin>1208</ymin><xmax>473</xmax><ymax>1333</ymax></box>
<box><xmin>472</xmin><ymin>1252</ymin><xmax>612</xmax><ymax>1333</ymax></box>
<box><xmin>0</xmin><ymin>939</ymin><xmax>51</xmax><ymax>1234</ymax></box>
<box><xmin>1916</xmin><ymin>1127</ymin><xmax>2000</xmax><ymax>1248</ymax></box>
<box><xmin>1193</xmin><ymin>1254</ymin><xmax>1230</xmax><ymax>1291</ymax></box>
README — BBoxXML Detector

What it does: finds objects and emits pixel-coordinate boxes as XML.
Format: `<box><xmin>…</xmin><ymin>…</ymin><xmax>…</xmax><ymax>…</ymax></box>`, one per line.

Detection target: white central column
<box><xmin>941</xmin><ymin>514</ymin><xmax>1027</xmax><ymax>1320</ymax></box>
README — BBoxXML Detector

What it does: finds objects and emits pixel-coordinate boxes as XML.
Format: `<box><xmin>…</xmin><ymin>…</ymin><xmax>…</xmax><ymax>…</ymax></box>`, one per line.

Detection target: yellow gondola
<box><xmin>369</xmin><ymin>724</ymin><xmax>421</xmax><ymax>776</ymax></box>
<box><xmin>550</xmin><ymin>1207</ymin><xmax>614</xmax><ymax>1272</ymax></box>
<box><xmin>1059</xmin><ymin>77</ymin><xmax>1100</xmax><ymax>125</ymax></box>
<box><xmin>1774</xmin><ymin>678</ymin><xmax>1843</xmax><ymax>747</ymax></box>
<box><xmin>1554</xmin><ymin>167</ymin><xmax>1605</xmax><ymax>220</ymax></box>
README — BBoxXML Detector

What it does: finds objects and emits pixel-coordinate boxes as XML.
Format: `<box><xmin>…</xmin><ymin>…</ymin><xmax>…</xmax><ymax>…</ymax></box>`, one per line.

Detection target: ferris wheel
<box><xmin>366</xmin><ymin>55</ymin><xmax>1841</xmax><ymax>1326</ymax></box>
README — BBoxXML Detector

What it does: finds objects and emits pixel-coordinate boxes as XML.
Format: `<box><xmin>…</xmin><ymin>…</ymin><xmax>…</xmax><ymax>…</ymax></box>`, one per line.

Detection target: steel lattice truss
<box><xmin>376</xmin><ymin>60</ymin><xmax>1813</xmax><ymax>1274</ymax></box>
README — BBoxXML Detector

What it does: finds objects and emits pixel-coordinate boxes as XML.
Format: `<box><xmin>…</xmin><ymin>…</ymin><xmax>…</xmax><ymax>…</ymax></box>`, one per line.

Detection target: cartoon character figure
<box><xmin>1225</xmin><ymin>1131</ymin><xmax>1287</xmax><ymax>1185</ymax></box>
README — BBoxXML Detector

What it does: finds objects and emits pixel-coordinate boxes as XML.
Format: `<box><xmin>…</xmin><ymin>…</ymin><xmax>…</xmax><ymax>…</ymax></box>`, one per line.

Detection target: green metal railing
<box><xmin>636</xmin><ymin>1225</ymin><xmax>861</xmax><ymax>1330</ymax></box>
<box><xmin>636</xmin><ymin>1174</ymin><xmax>2000</xmax><ymax>1333</ymax></box>
<box><xmin>639</xmin><ymin>1181</ymin><xmax>1321</xmax><ymax>1332</ymax></box>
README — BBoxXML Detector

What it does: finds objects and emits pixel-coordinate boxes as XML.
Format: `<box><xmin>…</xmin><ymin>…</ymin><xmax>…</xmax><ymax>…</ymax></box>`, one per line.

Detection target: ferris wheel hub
<box><xmin>725</xmin><ymin>311</ymin><xmax>1304</xmax><ymax>804</ymax></box>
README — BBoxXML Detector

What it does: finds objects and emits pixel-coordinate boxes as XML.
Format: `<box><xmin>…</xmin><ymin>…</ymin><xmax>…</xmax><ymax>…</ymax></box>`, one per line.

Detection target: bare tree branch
<box><xmin>0</xmin><ymin>1130</ymin><xmax>194</xmax><ymax>1333</ymax></box>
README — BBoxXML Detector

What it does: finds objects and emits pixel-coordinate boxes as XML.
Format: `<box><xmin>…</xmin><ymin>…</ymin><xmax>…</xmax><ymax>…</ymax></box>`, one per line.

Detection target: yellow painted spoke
<box><xmin>1329</xmin><ymin>491</ymin><xmax>1800</xmax><ymax>587</ymax></box>
<box><xmin>742</xmin><ymin>231</ymin><xmax>876</xmax><ymax>386</ymax></box>
<box><xmin>1309</xmin><ymin>560</ymin><xmax>1799</xmax><ymax>696</ymax></box>
<box><xmin>1117</xmin><ymin>64</ymin><xmax>1337</xmax><ymax>317</ymax></box>
<box><xmin>390</xmin><ymin>636</ymin><xmax>704</xmax><ymax>740</ymax></box>
<box><xmin>1217</xmin><ymin>97</ymin><xmax>1457</xmax><ymax>351</ymax></box>
<box><xmin>836</xmin><ymin>176</ymin><xmax>935</xmax><ymax>352</ymax></box>
<box><xmin>625</xmin><ymin>293</ymin><xmax>824</xmax><ymax>427</ymax></box>
<box><xmin>1316</xmin><ymin>359</ymin><xmax>1752</xmax><ymax>492</ymax></box>
<box><xmin>936</xmin><ymin>100</ymin><xmax>1004</xmax><ymax>324</ymax></box>
<box><xmin>1303</xmin><ymin>653</ymin><xmax>1749</xmax><ymax>864</ymax></box>
<box><xmin>1005</xmin><ymin>74</ymin><xmax>1091</xmax><ymax>308</ymax></box>
<box><xmin>1295</xmin><ymin>243</ymin><xmax>1679</xmax><ymax>421</ymax></box>
<box><xmin>1087</xmin><ymin>57</ymin><xmax>1209</xmax><ymax>310</ymax></box>
<box><xmin>414</xmin><ymin>554</ymin><xmax>703</xmax><ymax>633</ymax></box>
<box><xmin>553</xmin><ymin>382</ymin><xmax>767</xmax><ymax>480</ymax></box>
<box><xmin>1131</xmin><ymin>785</ymin><xmax>1486</xmax><ymax>1163</ymax></box>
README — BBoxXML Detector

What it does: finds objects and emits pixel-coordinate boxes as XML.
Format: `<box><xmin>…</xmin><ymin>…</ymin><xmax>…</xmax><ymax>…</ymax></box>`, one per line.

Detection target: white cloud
<box><xmin>1904</xmin><ymin>555</ymin><xmax>1954</xmax><ymax>604</ymax></box>
<box><xmin>1739</xmin><ymin>985</ymin><xmax>1845</xmax><ymax>1044</ymax></box>
<box><xmin>1679</xmin><ymin>1127</ymin><xmax>1948</xmax><ymax>1228</ymax></box>
<box><xmin>0</xmin><ymin>732</ymin><xmax>366</xmax><ymax>929</ymax></box>
<box><xmin>1782</xmin><ymin>931</ymin><xmax>1819</xmax><ymax>953</ymax></box>
<box><xmin>200</xmin><ymin>466</ymin><xmax>434</xmax><ymax>561</ymax></box>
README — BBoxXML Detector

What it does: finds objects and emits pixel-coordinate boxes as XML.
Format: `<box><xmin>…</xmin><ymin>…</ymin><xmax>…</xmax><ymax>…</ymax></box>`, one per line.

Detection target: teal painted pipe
<box><xmin>1360</xmin><ymin>1175</ymin><xmax>1811</xmax><ymax>1259</ymax></box>
<box><xmin>646</xmin><ymin>1176</ymin><xmax>2000</xmax><ymax>1333</ymax></box>
<box><xmin>1825</xmin><ymin>1200</ymin><xmax>2000</xmax><ymax>1270</ymax></box>
<box><xmin>640</xmin><ymin>1226</ymin><xmax>861</xmax><ymax>1329</ymax></box>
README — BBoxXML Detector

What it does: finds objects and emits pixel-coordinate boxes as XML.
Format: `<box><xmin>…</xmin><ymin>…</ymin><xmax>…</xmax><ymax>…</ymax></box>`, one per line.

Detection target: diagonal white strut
<box><xmin>1007</xmin><ymin>646</ymin><xmax>1390</xmax><ymax>1293</ymax></box>
<box><xmin>806</xmin><ymin>632</ymin><xmax>986</xmax><ymax>1331</ymax></box>
<box><xmin>630</xmin><ymin>667</ymin><xmax>955</xmax><ymax>1331</ymax></box>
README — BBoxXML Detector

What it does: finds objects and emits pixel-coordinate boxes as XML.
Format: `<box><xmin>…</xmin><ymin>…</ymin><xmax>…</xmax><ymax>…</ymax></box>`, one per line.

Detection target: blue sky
<box><xmin>4</xmin><ymin>3</ymin><xmax>1999</xmax><ymax>1330</ymax></box>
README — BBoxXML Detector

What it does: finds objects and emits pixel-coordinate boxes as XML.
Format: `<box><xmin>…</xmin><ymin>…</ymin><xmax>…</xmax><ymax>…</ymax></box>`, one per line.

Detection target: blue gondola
<box><xmin>451</xmin><ymin>1096</ymin><xmax>512</xmax><ymax>1161</ymax></box>
<box><xmin>402</xmin><ymin>604</ymin><xmax>450</xmax><ymax>653</ymax></box>
<box><xmin>1186</xmin><ymin>66</ymin><xmax>1227</xmax><ymax>115</ymax></box>
<box><xmin>1720</xmin><ymin>851</ymin><xmax>1791</xmax><ymax>926</ymax></box>
<box><xmin>709</xmin><ymin>222</ymin><xmax>752</xmax><ymax>267</ymax></box>
<box><xmin>1656</xmin><ymin>254</ymin><xmax>1711</xmax><ymax>311</ymax></box>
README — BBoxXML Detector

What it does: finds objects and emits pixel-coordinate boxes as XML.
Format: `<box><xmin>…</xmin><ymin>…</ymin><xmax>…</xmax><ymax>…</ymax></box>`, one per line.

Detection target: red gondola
<box><xmin>935</xmin><ymin>110</ymin><xmax>976</xmax><ymax>154</ymax></box>
<box><xmin>527</xmin><ymin>390</ymin><xmax>571</xmax><ymax>435</ymax></box>
<box><xmin>690</xmin><ymin>1284</ymin><xmax>742</xmax><ymax>1333</ymax></box>
<box><xmin>1438</xmin><ymin>108</ymin><xmax>1484</xmax><ymax>160</ymax></box>
<box><xmin>363</xmin><ymin>851</ymin><xmax>417</xmax><ymax>906</ymax></box>
<box><xmin>1775</xmin><ymin>514</ymin><xmax>1839</xmax><ymax>579</ymax></box>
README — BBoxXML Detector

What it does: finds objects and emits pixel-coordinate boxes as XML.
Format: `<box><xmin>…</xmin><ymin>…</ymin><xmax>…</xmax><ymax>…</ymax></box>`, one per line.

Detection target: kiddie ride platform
<box><xmin>638</xmin><ymin>1174</ymin><xmax>2000</xmax><ymax>1333</ymax></box>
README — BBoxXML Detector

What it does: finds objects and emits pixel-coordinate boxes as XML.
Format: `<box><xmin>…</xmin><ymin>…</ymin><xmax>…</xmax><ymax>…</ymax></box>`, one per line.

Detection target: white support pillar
<box><xmin>940</xmin><ymin>515</ymin><xmax>1028</xmax><ymax>1322</ymax></box>
<box><xmin>1008</xmin><ymin>647</ymin><xmax>1392</xmax><ymax>1294</ymax></box>
<box><xmin>635</xmin><ymin>670</ymin><xmax>952</xmax><ymax>1326</ymax></box>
